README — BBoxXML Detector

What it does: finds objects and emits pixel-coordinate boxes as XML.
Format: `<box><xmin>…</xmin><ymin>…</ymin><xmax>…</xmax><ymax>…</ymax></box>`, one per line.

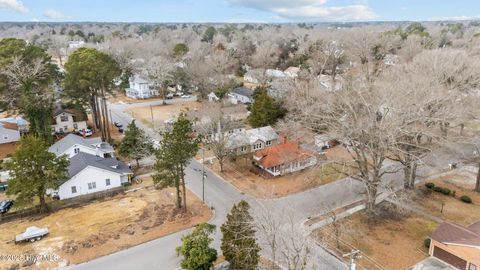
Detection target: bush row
<box><xmin>425</xmin><ymin>182</ymin><xmax>473</xmax><ymax>204</ymax></box>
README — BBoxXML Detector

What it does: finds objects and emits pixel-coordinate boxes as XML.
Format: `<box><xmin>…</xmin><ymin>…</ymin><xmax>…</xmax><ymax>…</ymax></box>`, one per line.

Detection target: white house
<box><xmin>49</xmin><ymin>134</ymin><xmax>115</xmax><ymax>158</ymax></box>
<box><xmin>228</xmin><ymin>87</ymin><xmax>253</xmax><ymax>104</ymax></box>
<box><xmin>0</xmin><ymin>122</ymin><xmax>21</xmax><ymax>145</ymax></box>
<box><xmin>265</xmin><ymin>69</ymin><xmax>286</xmax><ymax>78</ymax></box>
<box><xmin>384</xmin><ymin>54</ymin><xmax>399</xmax><ymax>66</ymax></box>
<box><xmin>314</xmin><ymin>134</ymin><xmax>335</xmax><ymax>149</ymax></box>
<box><xmin>284</xmin><ymin>66</ymin><xmax>300</xmax><ymax>78</ymax></box>
<box><xmin>207</xmin><ymin>92</ymin><xmax>220</xmax><ymax>102</ymax></box>
<box><xmin>125</xmin><ymin>75</ymin><xmax>158</xmax><ymax>99</ymax></box>
<box><xmin>51</xmin><ymin>108</ymin><xmax>87</xmax><ymax>134</ymax></box>
<box><xmin>67</xmin><ymin>40</ymin><xmax>85</xmax><ymax>49</ymax></box>
<box><xmin>55</xmin><ymin>152</ymin><xmax>132</xmax><ymax>200</ymax></box>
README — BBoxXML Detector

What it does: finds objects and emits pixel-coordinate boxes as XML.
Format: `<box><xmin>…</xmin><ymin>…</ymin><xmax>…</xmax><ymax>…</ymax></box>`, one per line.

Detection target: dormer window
<box><xmin>60</xmin><ymin>114</ymin><xmax>69</xmax><ymax>122</ymax></box>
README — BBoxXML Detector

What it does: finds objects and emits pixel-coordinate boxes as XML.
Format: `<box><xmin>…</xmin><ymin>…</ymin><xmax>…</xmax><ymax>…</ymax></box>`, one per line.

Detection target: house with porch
<box><xmin>253</xmin><ymin>138</ymin><xmax>318</xmax><ymax>176</ymax></box>
<box><xmin>125</xmin><ymin>75</ymin><xmax>158</xmax><ymax>99</ymax></box>
<box><xmin>52</xmin><ymin>108</ymin><xmax>87</xmax><ymax>134</ymax></box>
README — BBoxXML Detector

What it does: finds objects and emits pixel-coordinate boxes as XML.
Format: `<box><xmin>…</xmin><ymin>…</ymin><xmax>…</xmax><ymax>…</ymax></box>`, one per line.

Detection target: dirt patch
<box><xmin>0</xmin><ymin>142</ymin><xmax>17</xmax><ymax>160</ymax></box>
<box><xmin>313</xmin><ymin>206</ymin><xmax>438</xmax><ymax>270</ymax></box>
<box><xmin>413</xmin><ymin>173</ymin><xmax>480</xmax><ymax>226</ymax></box>
<box><xmin>126</xmin><ymin>101</ymin><xmax>201</xmax><ymax>129</ymax></box>
<box><xmin>0</xmin><ymin>181</ymin><xmax>212</xmax><ymax>269</ymax></box>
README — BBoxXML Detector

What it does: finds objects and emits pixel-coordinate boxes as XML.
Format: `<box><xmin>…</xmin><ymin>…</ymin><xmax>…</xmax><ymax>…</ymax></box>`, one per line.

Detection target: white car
<box><xmin>181</xmin><ymin>94</ymin><xmax>191</xmax><ymax>99</ymax></box>
<box><xmin>78</xmin><ymin>128</ymin><xmax>93</xmax><ymax>137</ymax></box>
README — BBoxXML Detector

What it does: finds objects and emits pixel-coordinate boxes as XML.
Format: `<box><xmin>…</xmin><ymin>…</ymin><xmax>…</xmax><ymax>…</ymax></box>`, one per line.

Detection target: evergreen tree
<box><xmin>176</xmin><ymin>223</ymin><xmax>217</xmax><ymax>270</ymax></box>
<box><xmin>221</xmin><ymin>200</ymin><xmax>260</xmax><ymax>270</ymax></box>
<box><xmin>153</xmin><ymin>113</ymin><xmax>200</xmax><ymax>211</ymax></box>
<box><xmin>118</xmin><ymin>120</ymin><xmax>152</xmax><ymax>168</ymax></box>
<box><xmin>6</xmin><ymin>136</ymin><xmax>69</xmax><ymax>212</ymax></box>
<box><xmin>248</xmin><ymin>87</ymin><xmax>287</xmax><ymax>128</ymax></box>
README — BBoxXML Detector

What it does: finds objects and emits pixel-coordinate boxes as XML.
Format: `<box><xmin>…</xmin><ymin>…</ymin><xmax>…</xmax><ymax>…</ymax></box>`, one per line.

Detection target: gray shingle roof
<box><xmin>49</xmin><ymin>134</ymin><xmax>105</xmax><ymax>156</ymax></box>
<box><xmin>231</xmin><ymin>87</ymin><xmax>253</xmax><ymax>98</ymax></box>
<box><xmin>227</xmin><ymin>126</ymin><xmax>278</xmax><ymax>149</ymax></box>
<box><xmin>63</xmin><ymin>152</ymin><xmax>132</xmax><ymax>185</ymax></box>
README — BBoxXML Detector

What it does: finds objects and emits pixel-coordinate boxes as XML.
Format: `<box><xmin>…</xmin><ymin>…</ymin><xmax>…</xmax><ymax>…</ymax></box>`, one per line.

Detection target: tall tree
<box><xmin>118</xmin><ymin>120</ymin><xmax>152</xmax><ymax>168</ymax></box>
<box><xmin>6</xmin><ymin>136</ymin><xmax>69</xmax><ymax>213</ymax></box>
<box><xmin>221</xmin><ymin>200</ymin><xmax>260</xmax><ymax>270</ymax></box>
<box><xmin>248</xmin><ymin>87</ymin><xmax>287</xmax><ymax>128</ymax></box>
<box><xmin>153</xmin><ymin>113</ymin><xmax>200</xmax><ymax>211</ymax></box>
<box><xmin>176</xmin><ymin>223</ymin><xmax>217</xmax><ymax>270</ymax></box>
<box><xmin>64</xmin><ymin>48</ymin><xmax>121</xmax><ymax>142</ymax></box>
<box><xmin>0</xmin><ymin>38</ymin><xmax>58</xmax><ymax>141</ymax></box>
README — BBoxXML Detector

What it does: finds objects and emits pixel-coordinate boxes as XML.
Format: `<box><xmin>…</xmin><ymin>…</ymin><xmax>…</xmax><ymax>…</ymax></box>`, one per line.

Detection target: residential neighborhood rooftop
<box><xmin>49</xmin><ymin>134</ymin><xmax>109</xmax><ymax>156</ymax></box>
<box><xmin>431</xmin><ymin>221</ymin><xmax>480</xmax><ymax>247</ymax></box>
<box><xmin>254</xmin><ymin>138</ymin><xmax>316</xmax><ymax>168</ymax></box>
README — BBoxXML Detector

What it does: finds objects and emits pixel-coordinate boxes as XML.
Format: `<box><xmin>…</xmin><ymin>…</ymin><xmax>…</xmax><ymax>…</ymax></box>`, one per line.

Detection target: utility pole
<box><xmin>150</xmin><ymin>105</ymin><xmax>155</xmax><ymax>130</ymax></box>
<box><xmin>202</xmin><ymin>148</ymin><xmax>205</xmax><ymax>203</ymax></box>
<box><xmin>343</xmin><ymin>250</ymin><xmax>361</xmax><ymax>270</ymax></box>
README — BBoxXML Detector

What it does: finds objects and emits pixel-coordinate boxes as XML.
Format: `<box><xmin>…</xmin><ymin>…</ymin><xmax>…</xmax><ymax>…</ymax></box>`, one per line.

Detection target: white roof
<box><xmin>266</xmin><ymin>69</ymin><xmax>286</xmax><ymax>78</ymax></box>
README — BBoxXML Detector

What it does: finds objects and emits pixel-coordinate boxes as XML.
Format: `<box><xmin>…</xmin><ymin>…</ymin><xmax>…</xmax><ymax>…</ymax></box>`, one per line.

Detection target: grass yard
<box><xmin>412</xmin><ymin>171</ymin><xmax>480</xmax><ymax>226</ymax></box>
<box><xmin>125</xmin><ymin>101</ymin><xmax>202</xmax><ymax>129</ymax></box>
<box><xmin>108</xmin><ymin>94</ymin><xmax>164</xmax><ymax>104</ymax></box>
<box><xmin>313</xmin><ymin>205</ymin><xmax>438</xmax><ymax>270</ymax></box>
<box><xmin>0</xmin><ymin>178</ymin><xmax>212</xmax><ymax>270</ymax></box>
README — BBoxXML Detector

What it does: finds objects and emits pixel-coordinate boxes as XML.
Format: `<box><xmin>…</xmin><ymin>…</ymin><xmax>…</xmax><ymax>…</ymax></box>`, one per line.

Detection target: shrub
<box><xmin>433</xmin><ymin>186</ymin><xmax>443</xmax><ymax>193</ymax></box>
<box><xmin>452</xmin><ymin>190</ymin><xmax>456</xmax><ymax>197</ymax></box>
<box><xmin>425</xmin><ymin>183</ymin><xmax>435</xmax><ymax>189</ymax></box>
<box><xmin>440</xmin><ymin>188</ymin><xmax>451</xmax><ymax>196</ymax></box>
<box><xmin>460</xmin><ymin>195</ymin><xmax>472</xmax><ymax>204</ymax></box>
<box><xmin>424</xmin><ymin>238</ymin><xmax>431</xmax><ymax>248</ymax></box>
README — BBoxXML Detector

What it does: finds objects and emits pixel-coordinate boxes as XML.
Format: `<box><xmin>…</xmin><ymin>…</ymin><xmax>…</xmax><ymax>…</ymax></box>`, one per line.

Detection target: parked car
<box><xmin>152</xmin><ymin>140</ymin><xmax>160</xmax><ymax>150</ymax></box>
<box><xmin>0</xmin><ymin>199</ymin><xmax>13</xmax><ymax>213</ymax></box>
<box><xmin>181</xmin><ymin>94</ymin><xmax>191</xmax><ymax>99</ymax></box>
<box><xmin>166</xmin><ymin>93</ymin><xmax>174</xmax><ymax>99</ymax></box>
<box><xmin>114</xmin><ymin>121</ymin><xmax>123</xmax><ymax>128</ymax></box>
<box><xmin>78</xmin><ymin>128</ymin><xmax>93</xmax><ymax>137</ymax></box>
<box><xmin>0</xmin><ymin>182</ymin><xmax>8</xmax><ymax>192</ymax></box>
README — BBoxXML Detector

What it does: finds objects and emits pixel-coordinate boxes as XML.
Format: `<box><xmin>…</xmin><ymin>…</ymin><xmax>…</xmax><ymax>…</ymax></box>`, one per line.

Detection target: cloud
<box><xmin>0</xmin><ymin>0</ymin><xmax>28</xmax><ymax>13</ymax></box>
<box><xmin>43</xmin><ymin>9</ymin><xmax>67</xmax><ymax>19</ymax></box>
<box><xmin>226</xmin><ymin>0</ymin><xmax>377</xmax><ymax>21</ymax></box>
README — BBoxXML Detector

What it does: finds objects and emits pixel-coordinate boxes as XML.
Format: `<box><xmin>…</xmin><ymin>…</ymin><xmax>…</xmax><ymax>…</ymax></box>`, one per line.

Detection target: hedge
<box><xmin>460</xmin><ymin>195</ymin><xmax>473</xmax><ymax>204</ymax></box>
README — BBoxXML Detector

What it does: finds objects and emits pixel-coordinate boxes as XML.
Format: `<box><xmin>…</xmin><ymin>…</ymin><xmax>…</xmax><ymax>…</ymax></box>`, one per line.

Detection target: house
<box><xmin>208</xmin><ymin>92</ymin><xmax>220</xmax><ymax>102</ymax></box>
<box><xmin>425</xmin><ymin>221</ymin><xmax>480</xmax><ymax>270</ymax></box>
<box><xmin>227</xmin><ymin>126</ymin><xmax>279</xmax><ymax>155</ymax></box>
<box><xmin>265</xmin><ymin>69</ymin><xmax>286</xmax><ymax>78</ymax></box>
<box><xmin>52</xmin><ymin>108</ymin><xmax>87</xmax><ymax>134</ymax></box>
<box><xmin>228</xmin><ymin>87</ymin><xmax>254</xmax><ymax>104</ymax></box>
<box><xmin>0</xmin><ymin>122</ymin><xmax>21</xmax><ymax>145</ymax></box>
<box><xmin>67</xmin><ymin>40</ymin><xmax>85</xmax><ymax>49</ymax></box>
<box><xmin>253</xmin><ymin>138</ymin><xmax>318</xmax><ymax>176</ymax></box>
<box><xmin>316</xmin><ymin>74</ymin><xmax>343</xmax><ymax>92</ymax></box>
<box><xmin>314</xmin><ymin>134</ymin><xmax>336</xmax><ymax>149</ymax></box>
<box><xmin>243</xmin><ymin>69</ymin><xmax>262</xmax><ymax>85</ymax></box>
<box><xmin>384</xmin><ymin>54</ymin><xmax>399</xmax><ymax>66</ymax></box>
<box><xmin>284</xmin><ymin>66</ymin><xmax>300</xmax><ymax>78</ymax></box>
<box><xmin>125</xmin><ymin>75</ymin><xmax>158</xmax><ymax>99</ymax></box>
<box><xmin>0</xmin><ymin>117</ymin><xmax>28</xmax><ymax>133</ymax></box>
<box><xmin>49</xmin><ymin>134</ymin><xmax>115</xmax><ymax>159</ymax></box>
<box><xmin>54</xmin><ymin>152</ymin><xmax>132</xmax><ymax>200</ymax></box>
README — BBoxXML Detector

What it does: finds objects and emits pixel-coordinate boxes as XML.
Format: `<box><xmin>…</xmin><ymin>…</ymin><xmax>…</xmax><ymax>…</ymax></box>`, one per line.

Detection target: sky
<box><xmin>0</xmin><ymin>0</ymin><xmax>479</xmax><ymax>23</ymax></box>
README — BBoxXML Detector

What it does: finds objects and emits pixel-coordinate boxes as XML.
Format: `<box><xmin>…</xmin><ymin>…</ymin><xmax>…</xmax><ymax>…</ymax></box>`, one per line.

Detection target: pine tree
<box><xmin>153</xmin><ymin>113</ymin><xmax>200</xmax><ymax>211</ymax></box>
<box><xmin>176</xmin><ymin>223</ymin><xmax>217</xmax><ymax>270</ymax></box>
<box><xmin>221</xmin><ymin>200</ymin><xmax>260</xmax><ymax>270</ymax></box>
<box><xmin>118</xmin><ymin>120</ymin><xmax>152</xmax><ymax>168</ymax></box>
<box><xmin>248</xmin><ymin>87</ymin><xmax>287</xmax><ymax>128</ymax></box>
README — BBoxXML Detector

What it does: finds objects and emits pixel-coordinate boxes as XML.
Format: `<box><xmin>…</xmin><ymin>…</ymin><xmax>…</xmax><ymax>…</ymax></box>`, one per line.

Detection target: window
<box><xmin>266</xmin><ymin>140</ymin><xmax>272</xmax><ymax>146</ymax></box>
<box><xmin>74</xmin><ymin>148</ymin><xmax>80</xmax><ymax>154</ymax></box>
<box><xmin>60</xmin><ymin>114</ymin><xmax>69</xmax><ymax>122</ymax></box>
<box><xmin>105</xmin><ymin>179</ymin><xmax>111</xmax><ymax>186</ymax></box>
<box><xmin>241</xmin><ymin>146</ymin><xmax>247</xmax><ymax>152</ymax></box>
<box><xmin>71</xmin><ymin>186</ymin><xmax>77</xmax><ymax>193</ymax></box>
<box><xmin>470</xmin><ymin>264</ymin><xmax>477</xmax><ymax>270</ymax></box>
<box><xmin>3</xmin><ymin>135</ymin><xmax>7</xmax><ymax>140</ymax></box>
<box><xmin>73</xmin><ymin>123</ymin><xmax>78</xmax><ymax>129</ymax></box>
<box><xmin>88</xmin><ymin>182</ymin><xmax>96</xmax><ymax>190</ymax></box>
